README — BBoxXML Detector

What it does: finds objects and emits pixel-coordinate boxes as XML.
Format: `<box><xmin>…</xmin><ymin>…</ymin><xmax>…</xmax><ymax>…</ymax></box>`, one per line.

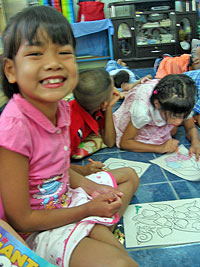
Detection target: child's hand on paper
<box><xmin>189</xmin><ymin>143</ymin><xmax>200</xmax><ymax>161</ymax></box>
<box><xmin>161</xmin><ymin>139</ymin><xmax>179</xmax><ymax>154</ymax></box>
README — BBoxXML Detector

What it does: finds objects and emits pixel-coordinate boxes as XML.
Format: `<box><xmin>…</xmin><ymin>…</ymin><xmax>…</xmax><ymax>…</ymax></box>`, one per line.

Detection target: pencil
<box><xmin>88</xmin><ymin>158</ymin><xmax>95</xmax><ymax>163</ymax></box>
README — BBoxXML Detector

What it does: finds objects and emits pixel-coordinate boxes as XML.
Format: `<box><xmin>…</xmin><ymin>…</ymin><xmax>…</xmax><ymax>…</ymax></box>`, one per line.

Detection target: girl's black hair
<box><xmin>1</xmin><ymin>5</ymin><xmax>76</xmax><ymax>99</ymax></box>
<box><xmin>150</xmin><ymin>74</ymin><xmax>197</xmax><ymax>119</ymax></box>
<box><xmin>113</xmin><ymin>70</ymin><xmax>129</xmax><ymax>88</ymax></box>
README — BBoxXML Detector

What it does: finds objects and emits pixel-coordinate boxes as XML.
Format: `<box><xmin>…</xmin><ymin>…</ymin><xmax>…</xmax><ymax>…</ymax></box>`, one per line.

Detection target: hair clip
<box><xmin>153</xmin><ymin>90</ymin><xmax>158</xmax><ymax>94</ymax></box>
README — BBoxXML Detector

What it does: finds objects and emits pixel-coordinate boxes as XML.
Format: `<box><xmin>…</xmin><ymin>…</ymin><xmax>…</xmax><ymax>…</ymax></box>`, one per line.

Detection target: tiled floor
<box><xmin>72</xmin><ymin>68</ymin><xmax>200</xmax><ymax>266</ymax></box>
<box><xmin>72</xmin><ymin>125</ymin><xmax>200</xmax><ymax>267</ymax></box>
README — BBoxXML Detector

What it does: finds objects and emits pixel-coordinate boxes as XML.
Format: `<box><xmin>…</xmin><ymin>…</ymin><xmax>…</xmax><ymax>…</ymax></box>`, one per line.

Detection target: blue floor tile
<box><xmin>73</xmin><ymin>123</ymin><xmax>200</xmax><ymax>266</ymax></box>
<box><xmin>171</xmin><ymin>180</ymin><xmax>200</xmax><ymax>199</ymax></box>
<box><xmin>133</xmin><ymin>183</ymin><xmax>177</xmax><ymax>204</ymax></box>
<box><xmin>128</xmin><ymin>243</ymin><xmax>200</xmax><ymax>267</ymax></box>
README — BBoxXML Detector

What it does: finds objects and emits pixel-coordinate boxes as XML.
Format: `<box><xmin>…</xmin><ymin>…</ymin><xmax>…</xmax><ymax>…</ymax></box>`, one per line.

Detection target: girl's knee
<box><xmin>111</xmin><ymin>254</ymin><xmax>138</xmax><ymax>267</ymax></box>
<box><xmin>124</xmin><ymin>167</ymin><xmax>139</xmax><ymax>185</ymax></box>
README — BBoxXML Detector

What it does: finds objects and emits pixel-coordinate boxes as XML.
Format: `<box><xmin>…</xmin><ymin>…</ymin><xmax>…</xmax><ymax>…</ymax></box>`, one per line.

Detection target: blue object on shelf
<box><xmin>71</xmin><ymin>19</ymin><xmax>114</xmax><ymax>60</ymax></box>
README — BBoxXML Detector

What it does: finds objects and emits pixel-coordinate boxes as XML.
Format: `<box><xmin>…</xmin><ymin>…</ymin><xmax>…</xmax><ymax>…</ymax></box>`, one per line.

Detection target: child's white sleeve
<box><xmin>130</xmin><ymin>100</ymin><xmax>151</xmax><ymax>129</ymax></box>
<box><xmin>184</xmin><ymin>110</ymin><xmax>193</xmax><ymax>120</ymax></box>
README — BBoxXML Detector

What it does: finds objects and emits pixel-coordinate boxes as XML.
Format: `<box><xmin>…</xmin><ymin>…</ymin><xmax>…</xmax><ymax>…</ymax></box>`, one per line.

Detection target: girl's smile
<box><xmin>4</xmin><ymin>29</ymin><xmax>78</xmax><ymax>111</ymax></box>
<box><xmin>41</xmin><ymin>76</ymin><xmax>66</xmax><ymax>88</ymax></box>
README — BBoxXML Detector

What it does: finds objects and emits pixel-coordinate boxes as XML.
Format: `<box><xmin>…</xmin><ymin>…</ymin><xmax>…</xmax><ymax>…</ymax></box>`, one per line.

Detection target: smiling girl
<box><xmin>0</xmin><ymin>5</ymin><xmax>139</xmax><ymax>267</ymax></box>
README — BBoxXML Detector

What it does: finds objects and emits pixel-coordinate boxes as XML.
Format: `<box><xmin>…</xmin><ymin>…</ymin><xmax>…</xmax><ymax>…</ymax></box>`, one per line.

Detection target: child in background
<box><xmin>113</xmin><ymin>74</ymin><xmax>200</xmax><ymax>160</ymax></box>
<box><xmin>0</xmin><ymin>6</ymin><xmax>139</xmax><ymax>267</ymax></box>
<box><xmin>105</xmin><ymin>59</ymin><xmax>152</xmax><ymax>91</ymax></box>
<box><xmin>69</xmin><ymin>68</ymin><xmax>120</xmax><ymax>158</ymax></box>
<box><xmin>155</xmin><ymin>46</ymin><xmax>200</xmax><ymax>79</ymax></box>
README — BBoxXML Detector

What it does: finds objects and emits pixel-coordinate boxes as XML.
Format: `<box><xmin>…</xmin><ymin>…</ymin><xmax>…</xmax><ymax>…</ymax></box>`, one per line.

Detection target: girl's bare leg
<box><xmin>110</xmin><ymin>167</ymin><xmax>139</xmax><ymax>220</ymax></box>
<box><xmin>70</xmin><ymin>224</ymin><xmax>138</xmax><ymax>267</ymax></box>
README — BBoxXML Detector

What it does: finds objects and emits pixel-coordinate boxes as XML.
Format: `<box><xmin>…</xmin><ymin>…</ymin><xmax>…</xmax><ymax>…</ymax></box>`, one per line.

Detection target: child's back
<box><xmin>70</xmin><ymin>68</ymin><xmax>119</xmax><ymax>157</ymax></box>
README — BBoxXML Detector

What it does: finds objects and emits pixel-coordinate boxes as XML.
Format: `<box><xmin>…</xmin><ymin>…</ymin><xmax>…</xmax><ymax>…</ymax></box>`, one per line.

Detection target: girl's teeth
<box><xmin>43</xmin><ymin>78</ymin><xmax>62</xmax><ymax>85</ymax></box>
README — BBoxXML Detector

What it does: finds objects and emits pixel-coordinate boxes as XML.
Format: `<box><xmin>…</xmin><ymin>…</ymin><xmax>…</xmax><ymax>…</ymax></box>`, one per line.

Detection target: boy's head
<box><xmin>73</xmin><ymin>68</ymin><xmax>113</xmax><ymax>113</ymax></box>
<box><xmin>112</xmin><ymin>70</ymin><xmax>129</xmax><ymax>88</ymax></box>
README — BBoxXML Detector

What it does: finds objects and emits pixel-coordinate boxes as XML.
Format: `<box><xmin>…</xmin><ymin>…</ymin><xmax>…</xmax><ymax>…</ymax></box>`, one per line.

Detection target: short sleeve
<box><xmin>130</xmin><ymin>101</ymin><xmax>151</xmax><ymax>129</ymax></box>
<box><xmin>0</xmin><ymin>116</ymin><xmax>32</xmax><ymax>157</ymax></box>
<box><xmin>184</xmin><ymin>110</ymin><xmax>193</xmax><ymax>120</ymax></box>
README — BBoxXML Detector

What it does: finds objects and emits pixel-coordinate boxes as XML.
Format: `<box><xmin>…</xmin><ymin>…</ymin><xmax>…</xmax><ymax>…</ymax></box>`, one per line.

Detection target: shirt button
<box><xmin>64</xmin><ymin>146</ymin><xmax>68</xmax><ymax>151</ymax></box>
<box><xmin>57</xmin><ymin>130</ymin><xmax>61</xmax><ymax>134</ymax></box>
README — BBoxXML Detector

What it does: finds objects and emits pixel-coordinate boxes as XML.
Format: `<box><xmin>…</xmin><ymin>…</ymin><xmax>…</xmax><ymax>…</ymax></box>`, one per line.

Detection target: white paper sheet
<box><xmin>103</xmin><ymin>158</ymin><xmax>150</xmax><ymax>178</ymax></box>
<box><xmin>123</xmin><ymin>199</ymin><xmax>200</xmax><ymax>248</ymax></box>
<box><xmin>150</xmin><ymin>145</ymin><xmax>200</xmax><ymax>181</ymax></box>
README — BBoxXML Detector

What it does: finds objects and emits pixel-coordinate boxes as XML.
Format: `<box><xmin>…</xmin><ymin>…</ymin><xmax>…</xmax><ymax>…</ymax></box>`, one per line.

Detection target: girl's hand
<box><xmin>91</xmin><ymin>184</ymin><xmax>123</xmax><ymax>199</ymax></box>
<box><xmin>140</xmin><ymin>75</ymin><xmax>152</xmax><ymax>84</ymax></box>
<box><xmin>108</xmin><ymin>88</ymin><xmax>121</xmax><ymax>107</ymax></box>
<box><xmin>121</xmin><ymin>83</ymin><xmax>133</xmax><ymax>91</ymax></box>
<box><xmin>87</xmin><ymin>159</ymin><xmax>104</xmax><ymax>174</ymax></box>
<box><xmin>161</xmin><ymin>139</ymin><xmax>179</xmax><ymax>153</ymax></box>
<box><xmin>189</xmin><ymin>143</ymin><xmax>200</xmax><ymax>161</ymax></box>
<box><xmin>87</xmin><ymin>192</ymin><xmax>122</xmax><ymax>218</ymax></box>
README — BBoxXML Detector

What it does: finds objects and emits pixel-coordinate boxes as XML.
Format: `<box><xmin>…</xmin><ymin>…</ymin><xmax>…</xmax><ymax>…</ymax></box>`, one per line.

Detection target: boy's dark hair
<box><xmin>113</xmin><ymin>70</ymin><xmax>129</xmax><ymax>88</ymax></box>
<box><xmin>1</xmin><ymin>5</ymin><xmax>76</xmax><ymax>99</ymax></box>
<box><xmin>73</xmin><ymin>68</ymin><xmax>112</xmax><ymax>113</ymax></box>
<box><xmin>150</xmin><ymin>74</ymin><xmax>196</xmax><ymax>119</ymax></box>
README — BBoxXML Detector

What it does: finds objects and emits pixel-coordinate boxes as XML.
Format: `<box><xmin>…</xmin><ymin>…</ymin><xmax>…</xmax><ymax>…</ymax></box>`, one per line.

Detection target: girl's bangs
<box><xmin>17</xmin><ymin>21</ymin><xmax>74</xmax><ymax>47</ymax></box>
<box><xmin>161</xmin><ymin>98</ymin><xmax>194</xmax><ymax>118</ymax></box>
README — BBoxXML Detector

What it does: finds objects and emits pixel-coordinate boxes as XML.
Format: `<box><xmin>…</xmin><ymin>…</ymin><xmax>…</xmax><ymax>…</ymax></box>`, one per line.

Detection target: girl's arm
<box><xmin>183</xmin><ymin>117</ymin><xmax>200</xmax><ymax>160</ymax></box>
<box><xmin>100</xmin><ymin>90</ymin><xmax>120</xmax><ymax>147</ymax></box>
<box><xmin>120</xmin><ymin>121</ymin><xmax>179</xmax><ymax>153</ymax></box>
<box><xmin>68</xmin><ymin>167</ymin><xmax>122</xmax><ymax>198</ymax></box>
<box><xmin>121</xmin><ymin>75</ymin><xmax>152</xmax><ymax>92</ymax></box>
<box><xmin>0</xmin><ymin>148</ymin><xmax>122</xmax><ymax>233</ymax></box>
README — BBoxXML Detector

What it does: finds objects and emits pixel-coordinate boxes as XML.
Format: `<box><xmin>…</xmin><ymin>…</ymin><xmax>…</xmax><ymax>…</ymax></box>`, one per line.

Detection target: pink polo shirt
<box><xmin>0</xmin><ymin>94</ymin><xmax>71</xmax><ymax>211</ymax></box>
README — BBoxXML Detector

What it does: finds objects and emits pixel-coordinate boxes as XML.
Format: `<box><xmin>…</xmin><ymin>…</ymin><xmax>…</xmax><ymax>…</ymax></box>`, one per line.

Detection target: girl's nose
<box><xmin>44</xmin><ymin>55</ymin><xmax>62</xmax><ymax>71</ymax></box>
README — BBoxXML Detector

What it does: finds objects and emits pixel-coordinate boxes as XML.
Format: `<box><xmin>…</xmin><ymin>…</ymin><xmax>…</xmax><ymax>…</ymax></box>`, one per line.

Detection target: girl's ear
<box><xmin>3</xmin><ymin>58</ymin><xmax>17</xmax><ymax>84</ymax></box>
<box><xmin>154</xmin><ymin>99</ymin><xmax>161</xmax><ymax>110</ymax></box>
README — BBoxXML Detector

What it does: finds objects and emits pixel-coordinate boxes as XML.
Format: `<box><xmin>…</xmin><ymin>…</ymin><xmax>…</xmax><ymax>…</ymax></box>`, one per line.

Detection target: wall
<box><xmin>3</xmin><ymin>0</ymin><xmax>27</xmax><ymax>20</ymax></box>
<box><xmin>2</xmin><ymin>0</ymin><xmax>122</xmax><ymax>22</ymax></box>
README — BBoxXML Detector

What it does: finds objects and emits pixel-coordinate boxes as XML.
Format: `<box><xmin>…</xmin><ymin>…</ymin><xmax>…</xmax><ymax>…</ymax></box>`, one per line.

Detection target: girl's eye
<box><xmin>59</xmin><ymin>51</ymin><xmax>73</xmax><ymax>55</ymax></box>
<box><xmin>27</xmin><ymin>52</ymin><xmax>42</xmax><ymax>56</ymax></box>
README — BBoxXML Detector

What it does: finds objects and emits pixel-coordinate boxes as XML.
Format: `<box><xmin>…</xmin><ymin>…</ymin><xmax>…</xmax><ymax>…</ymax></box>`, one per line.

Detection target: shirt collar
<box><xmin>13</xmin><ymin>94</ymin><xmax>70</xmax><ymax>133</ymax></box>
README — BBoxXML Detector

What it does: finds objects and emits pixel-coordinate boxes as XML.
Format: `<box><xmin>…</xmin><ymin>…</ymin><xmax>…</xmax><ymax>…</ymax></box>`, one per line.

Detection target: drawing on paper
<box><xmin>103</xmin><ymin>158</ymin><xmax>150</xmax><ymax>178</ymax></box>
<box><xmin>123</xmin><ymin>199</ymin><xmax>200</xmax><ymax>248</ymax></box>
<box><xmin>150</xmin><ymin>144</ymin><xmax>200</xmax><ymax>181</ymax></box>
